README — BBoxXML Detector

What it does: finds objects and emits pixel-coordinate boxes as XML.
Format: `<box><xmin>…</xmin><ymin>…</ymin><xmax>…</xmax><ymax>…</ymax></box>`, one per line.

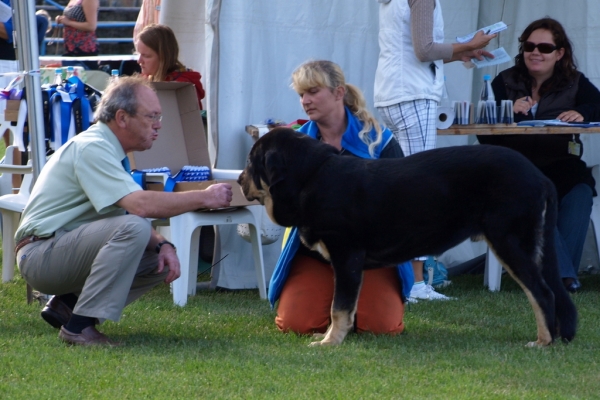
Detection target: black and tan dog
<box><xmin>238</xmin><ymin>127</ymin><xmax>577</xmax><ymax>347</ymax></box>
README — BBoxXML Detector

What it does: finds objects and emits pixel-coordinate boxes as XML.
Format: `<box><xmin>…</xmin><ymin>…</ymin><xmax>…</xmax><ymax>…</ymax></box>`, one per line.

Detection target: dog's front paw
<box><xmin>309</xmin><ymin>338</ymin><xmax>340</xmax><ymax>347</ymax></box>
<box><xmin>525</xmin><ymin>340</ymin><xmax>551</xmax><ymax>348</ymax></box>
<box><xmin>312</xmin><ymin>333</ymin><xmax>325</xmax><ymax>340</ymax></box>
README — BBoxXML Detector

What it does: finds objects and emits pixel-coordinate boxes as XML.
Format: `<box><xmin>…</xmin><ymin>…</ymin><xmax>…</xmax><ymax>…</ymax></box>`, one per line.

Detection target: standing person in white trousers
<box><xmin>374</xmin><ymin>0</ymin><xmax>495</xmax><ymax>301</ymax></box>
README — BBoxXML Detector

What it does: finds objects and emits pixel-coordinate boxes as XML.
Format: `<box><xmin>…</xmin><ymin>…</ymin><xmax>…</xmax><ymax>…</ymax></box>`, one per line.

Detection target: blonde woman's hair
<box><xmin>291</xmin><ymin>60</ymin><xmax>384</xmax><ymax>157</ymax></box>
<box><xmin>135</xmin><ymin>23</ymin><xmax>185</xmax><ymax>82</ymax></box>
<box><xmin>36</xmin><ymin>10</ymin><xmax>53</xmax><ymax>34</ymax></box>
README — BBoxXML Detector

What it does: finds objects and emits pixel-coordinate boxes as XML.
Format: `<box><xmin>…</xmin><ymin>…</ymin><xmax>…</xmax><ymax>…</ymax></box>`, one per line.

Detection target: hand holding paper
<box><xmin>457</xmin><ymin>22</ymin><xmax>508</xmax><ymax>43</ymax></box>
<box><xmin>464</xmin><ymin>47</ymin><xmax>512</xmax><ymax>69</ymax></box>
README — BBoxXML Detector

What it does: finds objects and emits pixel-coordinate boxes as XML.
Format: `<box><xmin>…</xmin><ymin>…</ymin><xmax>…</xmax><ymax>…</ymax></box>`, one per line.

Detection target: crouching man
<box><xmin>15</xmin><ymin>76</ymin><xmax>232</xmax><ymax>346</ymax></box>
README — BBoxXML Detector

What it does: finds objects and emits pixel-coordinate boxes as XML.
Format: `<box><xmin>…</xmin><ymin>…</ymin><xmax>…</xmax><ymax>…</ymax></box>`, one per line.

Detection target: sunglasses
<box><xmin>523</xmin><ymin>41</ymin><xmax>558</xmax><ymax>54</ymax></box>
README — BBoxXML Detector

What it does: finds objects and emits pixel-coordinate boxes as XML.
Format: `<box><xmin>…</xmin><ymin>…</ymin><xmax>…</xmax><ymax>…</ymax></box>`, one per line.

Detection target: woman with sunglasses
<box><xmin>478</xmin><ymin>17</ymin><xmax>600</xmax><ymax>293</ymax></box>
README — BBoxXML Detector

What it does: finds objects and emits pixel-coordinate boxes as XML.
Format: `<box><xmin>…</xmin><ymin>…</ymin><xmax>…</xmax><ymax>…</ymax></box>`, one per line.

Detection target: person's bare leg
<box><xmin>409</xmin><ymin>260</ymin><xmax>451</xmax><ymax>301</ymax></box>
<box><xmin>412</xmin><ymin>260</ymin><xmax>424</xmax><ymax>282</ymax></box>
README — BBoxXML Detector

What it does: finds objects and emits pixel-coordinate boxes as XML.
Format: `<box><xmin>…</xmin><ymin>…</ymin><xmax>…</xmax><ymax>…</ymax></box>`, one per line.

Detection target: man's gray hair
<box><xmin>94</xmin><ymin>75</ymin><xmax>155</xmax><ymax>123</ymax></box>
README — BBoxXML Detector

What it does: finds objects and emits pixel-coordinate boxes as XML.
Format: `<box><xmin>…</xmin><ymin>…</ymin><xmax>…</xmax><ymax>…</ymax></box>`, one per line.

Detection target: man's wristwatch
<box><xmin>156</xmin><ymin>240</ymin><xmax>176</xmax><ymax>254</ymax></box>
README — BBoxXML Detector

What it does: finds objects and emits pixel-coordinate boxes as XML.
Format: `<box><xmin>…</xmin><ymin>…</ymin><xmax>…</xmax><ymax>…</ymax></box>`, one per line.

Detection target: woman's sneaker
<box><xmin>409</xmin><ymin>284</ymin><xmax>453</xmax><ymax>301</ymax></box>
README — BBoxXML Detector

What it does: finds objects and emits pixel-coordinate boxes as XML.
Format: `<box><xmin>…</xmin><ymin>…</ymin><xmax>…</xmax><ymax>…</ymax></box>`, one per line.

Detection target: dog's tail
<box><xmin>540</xmin><ymin>181</ymin><xmax>578</xmax><ymax>342</ymax></box>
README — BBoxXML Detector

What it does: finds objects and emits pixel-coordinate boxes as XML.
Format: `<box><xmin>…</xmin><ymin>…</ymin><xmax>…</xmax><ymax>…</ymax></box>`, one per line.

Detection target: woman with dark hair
<box><xmin>478</xmin><ymin>17</ymin><xmax>600</xmax><ymax>293</ymax></box>
<box><xmin>135</xmin><ymin>23</ymin><xmax>205</xmax><ymax>109</ymax></box>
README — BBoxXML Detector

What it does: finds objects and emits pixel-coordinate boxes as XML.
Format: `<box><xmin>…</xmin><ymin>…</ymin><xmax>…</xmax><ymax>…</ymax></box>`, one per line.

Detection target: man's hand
<box><xmin>156</xmin><ymin>244</ymin><xmax>180</xmax><ymax>284</ymax></box>
<box><xmin>202</xmin><ymin>183</ymin><xmax>233</xmax><ymax>209</ymax></box>
<box><xmin>117</xmin><ymin>182</ymin><xmax>234</xmax><ymax>218</ymax></box>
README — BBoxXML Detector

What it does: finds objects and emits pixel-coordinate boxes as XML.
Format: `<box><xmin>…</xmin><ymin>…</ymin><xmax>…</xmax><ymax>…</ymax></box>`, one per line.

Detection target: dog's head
<box><xmin>238</xmin><ymin>127</ymin><xmax>337</xmax><ymax>226</ymax></box>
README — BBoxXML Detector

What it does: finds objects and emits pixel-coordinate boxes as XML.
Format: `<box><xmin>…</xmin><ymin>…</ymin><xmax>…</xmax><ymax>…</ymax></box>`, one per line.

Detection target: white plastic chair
<box><xmin>0</xmin><ymin>145</ymin><xmax>20</xmax><ymax>196</ymax></box>
<box><xmin>147</xmin><ymin>168</ymin><xmax>267</xmax><ymax>306</ymax></box>
<box><xmin>0</xmin><ymin>160</ymin><xmax>33</xmax><ymax>282</ymax></box>
<box><xmin>84</xmin><ymin>70</ymin><xmax>111</xmax><ymax>92</ymax></box>
<box><xmin>169</xmin><ymin>205</ymin><xmax>266</xmax><ymax>306</ymax></box>
<box><xmin>588</xmin><ymin>165</ymin><xmax>600</xmax><ymax>270</ymax></box>
<box><xmin>0</xmin><ymin>99</ymin><xmax>28</xmax><ymax>153</ymax></box>
<box><xmin>483</xmin><ymin>249</ymin><xmax>502</xmax><ymax>292</ymax></box>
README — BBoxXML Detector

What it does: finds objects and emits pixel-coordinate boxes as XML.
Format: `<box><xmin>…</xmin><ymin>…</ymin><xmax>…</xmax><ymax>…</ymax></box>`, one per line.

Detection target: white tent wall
<box><xmin>204</xmin><ymin>0</ymin><xmax>481</xmax><ymax>169</ymax></box>
<box><xmin>170</xmin><ymin>0</ymin><xmax>482</xmax><ymax>289</ymax></box>
<box><xmin>160</xmin><ymin>0</ymin><xmax>600</xmax><ymax>288</ymax></box>
<box><xmin>158</xmin><ymin>1</ymin><xmax>206</xmax><ymax>108</ymax></box>
<box><xmin>198</xmin><ymin>0</ymin><xmax>600</xmax><ymax>167</ymax></box>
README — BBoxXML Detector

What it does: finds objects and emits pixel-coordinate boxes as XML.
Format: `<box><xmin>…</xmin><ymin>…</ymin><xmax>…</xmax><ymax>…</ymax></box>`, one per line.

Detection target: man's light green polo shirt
<box><xmin>16</xmin><ymin>122</ymin><xmax>142</xmax><ymax>240</ymax></box>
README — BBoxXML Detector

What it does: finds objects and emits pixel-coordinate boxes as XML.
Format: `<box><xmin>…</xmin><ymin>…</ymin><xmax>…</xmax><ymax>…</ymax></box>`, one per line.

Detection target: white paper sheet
<box><xmin>0</xmin><ymin>1</ymin><xmax>11</xmax><ymax>24</ymax></box>
<box><xmin>465</xmin><ymin>47</ymin><xmax>512</xmax><ymax>69</ymax></box>
<box><xmin>456</xmin><ymin>21</ymin><xmax>507</xmax><ymax>43</ymax></box>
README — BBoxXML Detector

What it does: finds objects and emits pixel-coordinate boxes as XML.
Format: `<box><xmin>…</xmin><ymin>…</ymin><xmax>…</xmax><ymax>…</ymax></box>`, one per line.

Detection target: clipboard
<box><xmin>517</xmin><ymin>120</ymin><xmax>600</xmax><ymax>128</ymax></box>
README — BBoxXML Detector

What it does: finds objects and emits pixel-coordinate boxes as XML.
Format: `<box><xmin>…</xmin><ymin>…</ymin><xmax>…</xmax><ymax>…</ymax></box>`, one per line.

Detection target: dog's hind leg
<box><xmin>539</xmin><ymin>193</ymin><xmax>578</xmax><ymax>343</ymax></box>
<box><xmin>310</xmin><ymin>247</ymin><xmax>365</xmax><ymax>346</ymax></box>
<box><xmin>487</xmin><ymin>235</ymin><xmax>557</xmax><ymax>347</ymax></box>
<box><xmin>539</xmin><ymin>229</ymin><xmax>578</xmax><ymax>343</ymax></box>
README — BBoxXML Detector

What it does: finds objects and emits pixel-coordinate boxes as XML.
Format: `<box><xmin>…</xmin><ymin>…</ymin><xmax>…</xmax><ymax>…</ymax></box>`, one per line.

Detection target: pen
<box><xmin>485</xmin><ymin>29</ymin><xmax>491</xmax><ymax>34</ymax></box>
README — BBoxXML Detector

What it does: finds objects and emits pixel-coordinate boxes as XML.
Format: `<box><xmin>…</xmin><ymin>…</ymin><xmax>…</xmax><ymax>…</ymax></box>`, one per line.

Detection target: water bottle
<box><xmin>66</xmin><ymin>66</ymin><xmax>75</xmax><ymax>79</ymax></box>
<box><xmin>111</xmin><ymin>69</ymin><xmax>120</xmax><ymax>82</ymax></box>
<box><xmin>480</xmin><ymin>74</ymin><xmax>495</xmax><ymax>101</ymax></box>
<box><xmin>53</xmin><ymin>68</ymin><xmax>63</xmax><ymax>86</ymax></box>
<box><xmin>479</xmin><ymin>74</ymin><xmax>496</xmax><ymax>123</ymax></box>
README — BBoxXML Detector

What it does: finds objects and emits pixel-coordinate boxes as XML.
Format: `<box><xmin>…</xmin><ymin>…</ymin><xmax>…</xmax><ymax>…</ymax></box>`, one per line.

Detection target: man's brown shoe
<box><xmin>41</xmin><ymin>296</ymin><xmax>73</xmax><ymax>329</ymax></box>
<box><xmin>59</xmin><ymin>326</ymin><xmax>122</xmax><ymax>347</ymax></box>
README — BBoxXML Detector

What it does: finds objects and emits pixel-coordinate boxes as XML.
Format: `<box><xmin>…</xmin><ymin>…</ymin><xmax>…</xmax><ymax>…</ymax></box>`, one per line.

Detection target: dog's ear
<box><xmin>263</xmin><ymin>148</ymin><xmax>287</xmax><ymax>188</ymax></box>
<box><xmin>263</xmin><ymin>147</ymin><xmax>304</xmax><ymax>225</ymax></box>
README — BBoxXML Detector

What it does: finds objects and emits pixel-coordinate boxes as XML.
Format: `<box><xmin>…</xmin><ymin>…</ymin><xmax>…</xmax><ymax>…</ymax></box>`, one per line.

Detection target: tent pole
<box><xmin>12</xmin><ymin>0</ymin><xmax>46</xmax><ymax>180</ymax></box>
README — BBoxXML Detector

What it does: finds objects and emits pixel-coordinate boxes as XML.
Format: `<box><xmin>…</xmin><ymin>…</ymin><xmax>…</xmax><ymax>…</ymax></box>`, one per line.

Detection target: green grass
<box><xmin>1</xmin><ymin>143</ymin><xmax>599</xmax><ymax>398</ymax></box>
<box><xmin>2</xmin><ymin>264</ymin><xmax>600</xmax><ymax>399</ymax></box>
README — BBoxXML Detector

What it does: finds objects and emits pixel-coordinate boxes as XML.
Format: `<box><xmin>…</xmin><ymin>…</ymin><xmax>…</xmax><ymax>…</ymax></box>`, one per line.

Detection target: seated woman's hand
<box><xmin>557</xmin><ymin>110</ymin><xmax>584</xmax><ymax>122</ymax></box>
<box><xmin>514</xmin><ymin>96</ymin><xmax>535</xmax><ymax>115</ymax></box>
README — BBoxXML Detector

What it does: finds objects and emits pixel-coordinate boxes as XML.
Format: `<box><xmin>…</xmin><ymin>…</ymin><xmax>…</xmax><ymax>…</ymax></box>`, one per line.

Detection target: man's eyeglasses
<box><xmin>523</xmin><ymin>41</ymin><xmax>558</xmax><ymax>54</ymax></box>
<box><xmin>137</xmin><ymin>113</ymin><xmax>163</xmax><ymax>123</ymax></box>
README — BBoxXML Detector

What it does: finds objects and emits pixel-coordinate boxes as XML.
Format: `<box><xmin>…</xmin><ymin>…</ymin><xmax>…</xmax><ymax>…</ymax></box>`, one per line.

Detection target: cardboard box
<box><xmin>4</xmin><ymin>99</ymin><xmax>20</xmax><ymax>122</ymax></box>
<box><xmin>245</xmin><ymin>119</ymin><xmax>309</xmax><ymax>141</ymax></box>
<box><xmin>245</xmin><ymin>124</ymin><xmax>269</xmax><ymax>141</ymax></box>
<box><xmin>129</xmin><ymin>81</ymin><xmax>258</xmax><ymax>208</ymax></box>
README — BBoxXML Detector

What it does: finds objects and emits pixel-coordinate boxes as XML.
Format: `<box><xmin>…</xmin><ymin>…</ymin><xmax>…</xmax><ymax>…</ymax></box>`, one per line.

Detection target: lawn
<box><xmin>2</xmin><ymin>144</ymin><xmax>600</xmax><ymax>399</ymax></box>
<box><xmin>1</xmin><ymin>263</ymin><xmax>600</xmax><ymax>399</ymax></box>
